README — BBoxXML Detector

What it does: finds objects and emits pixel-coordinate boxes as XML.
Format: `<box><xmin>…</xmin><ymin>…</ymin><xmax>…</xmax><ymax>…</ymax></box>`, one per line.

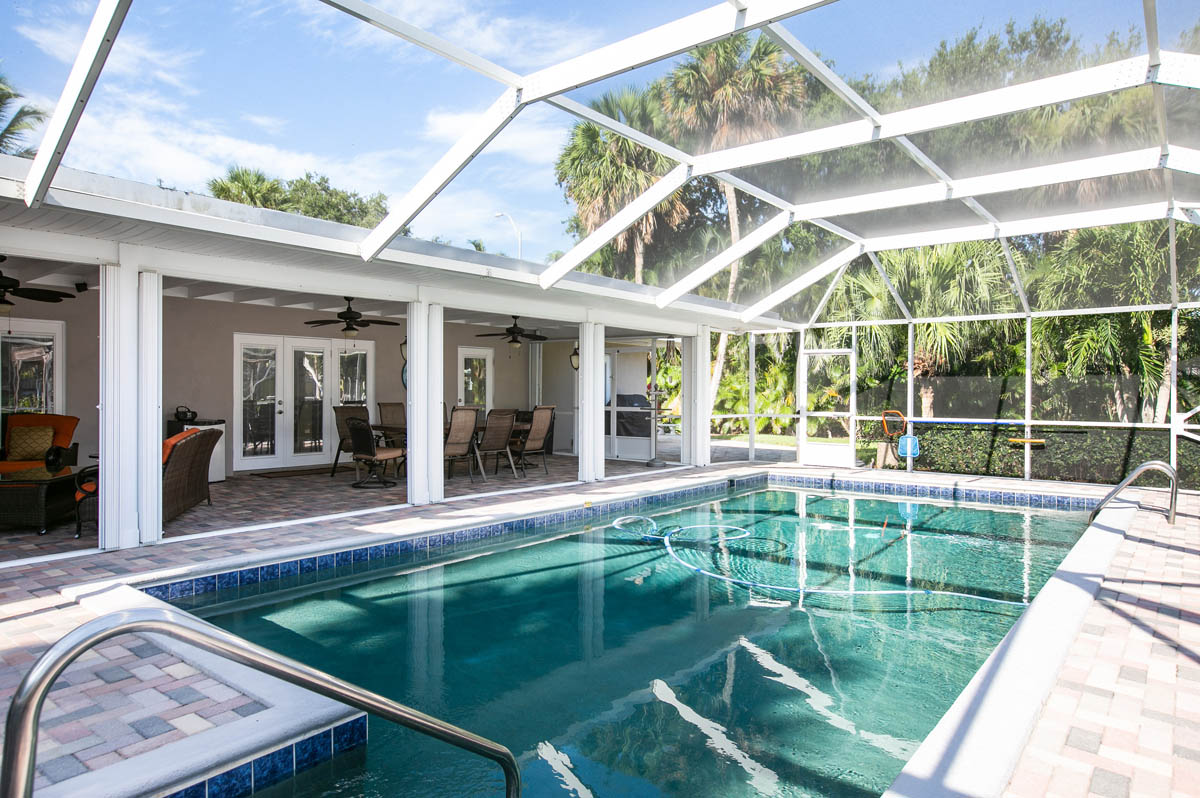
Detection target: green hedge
<box><xmin>857</xmin><ymin>423</ymin><xmax>1193</xmax><ymax>488</ymax></box>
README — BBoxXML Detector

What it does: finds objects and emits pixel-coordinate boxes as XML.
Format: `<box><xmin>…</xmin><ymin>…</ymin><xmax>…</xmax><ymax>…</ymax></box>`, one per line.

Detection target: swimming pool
<box><xmin>186</xmin><ymin>488</ymin><xmax>1087</xmax><ymax>797</ymax></box>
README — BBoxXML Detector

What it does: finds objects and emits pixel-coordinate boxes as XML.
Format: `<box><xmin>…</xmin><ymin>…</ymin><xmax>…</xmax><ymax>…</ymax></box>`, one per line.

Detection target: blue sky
<box><xmin>1</xmin><ymin>0</ymin><xmax>1182</xmax><ymax>263</ymax></box>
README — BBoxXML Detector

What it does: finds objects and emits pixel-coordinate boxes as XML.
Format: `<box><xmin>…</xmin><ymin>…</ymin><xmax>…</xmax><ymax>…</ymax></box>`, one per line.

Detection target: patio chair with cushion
<box><xmin>74</xmin><ymin>465</ymin><xmax>98</xmax><ymax>538</ymax></box>
<box><xmin>163</xmin><ymin>428</ymin><xmax>222</xmax><ymax>522</ymax></box>
<box><xmin>331</xmin><ymin>405</ymin><xmax>370</xmax><ymax>477</ymax></box>
<box><xmin>512</xmin><ymin>405</ymin><xmax>554</xmax><ymax>477</ymax></box>
<box><xmin>73</xmin><ymin>428</ymin><xmax>222</xmax><ymax>533</ymax></box>
<box><xmin>1</xmin><ymin>413</ymin><xmax>79</xmax><ymax>475</ymax></box>
<box><xmin>346</xmin><ymin>417</ymin><xmax>404</xmax><ymax>489</ymax></box>
<box><xmin>445</xmin><ymin>406</ymin><xmax>484</xmax><ymax>481</ymax></box>
<box><xmin>478</xmin><ymin>409</ymin><xmax>517</xmax><ymax>480</ymax></box>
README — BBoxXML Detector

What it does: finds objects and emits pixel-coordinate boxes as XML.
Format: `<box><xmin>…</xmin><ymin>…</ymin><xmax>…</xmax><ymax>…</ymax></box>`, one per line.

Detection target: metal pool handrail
<box><xmin>0</xmin><ymin>607</ymin><xmax>521</xmax><ymax>798</ymax></box>
<box><xmin>1088</xmin><ymin>460</ymin><xmax>1177</xmax><ymax>526</ymax></box>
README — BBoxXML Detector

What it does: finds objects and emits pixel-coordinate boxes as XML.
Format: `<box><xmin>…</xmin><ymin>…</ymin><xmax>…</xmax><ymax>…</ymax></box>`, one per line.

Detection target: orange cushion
<box><xmin>75</xmin><ymin>481</ymin><xmax>97</xmax><ymax>502</ymax></box>
<box><xmin>5</xmin><ymin>414</ymin><xmax>78</xmax><ymax>449</ymax></box>
<box><xmin>163</xmin><ymin>428</ymin><xmax>200</xmax><ymax>464</ymax></box>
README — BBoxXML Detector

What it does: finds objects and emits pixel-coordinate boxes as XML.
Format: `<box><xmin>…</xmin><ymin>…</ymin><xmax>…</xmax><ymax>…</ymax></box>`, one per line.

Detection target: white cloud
<box><xmin>423</xmin><ymin>103</ymin><xmax>571</xmax><ymax>168</ymax></box>
<box><xmin>16</xmin><ymin>21</ymin><xmax>200</xmax><ymax>92</ymax></box>
<box><xmin>249</xmin><ymin>0</ymin><xmax>603</xmax><ymax>72</ymax></box>
<box><xmin>241</xmin><ymin>113</ymin><xmax>287</xmax><ymax>136</ymax></box>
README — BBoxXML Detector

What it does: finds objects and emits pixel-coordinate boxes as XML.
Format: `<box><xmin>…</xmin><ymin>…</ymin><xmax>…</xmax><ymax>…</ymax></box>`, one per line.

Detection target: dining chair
<box><xmin>331</xmin><ymin>406</ymin><xmax>369</xmax><ymax>478</ymax></box>
<box><xmin>478</xmin><ymin>410</ymin><xmax>517</xmax><ymax>479</ymax></box>
<box><xmin>377</xmin><ymin>401</ymin><xmax>406</xmax><ymax>446</ymax></box>
<box><xmin>444</xmin><ymin>406</ymin><xmax>483</xmax><ymax>481</ymax></box>
<box><xmin>346</xmin><ymin>417</ymin><xmax>405</xmax><ymax>488</ymax></box>
<box><xmin>512</xmin><ymin>406</ymin><xmax>554</xmax><ymax>477</ymax></box>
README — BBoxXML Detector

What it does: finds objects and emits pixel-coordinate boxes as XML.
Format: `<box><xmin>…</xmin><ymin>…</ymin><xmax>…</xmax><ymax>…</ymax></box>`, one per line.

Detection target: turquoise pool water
<box><xmin>196</xmin><ymin>489</ymin><xmax>1086</xmax><ymax>797</ymax></box>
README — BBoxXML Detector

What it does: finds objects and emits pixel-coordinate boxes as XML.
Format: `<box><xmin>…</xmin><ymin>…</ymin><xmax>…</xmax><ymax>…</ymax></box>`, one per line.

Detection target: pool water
<box><xmin>200</xmin><ymin>489</ymin><xmax>1086</xmax><ymax>797</ymax></box>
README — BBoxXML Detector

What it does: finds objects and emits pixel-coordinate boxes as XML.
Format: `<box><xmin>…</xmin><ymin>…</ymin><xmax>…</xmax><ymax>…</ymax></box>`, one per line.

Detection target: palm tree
<box><xmin>0</xmin><ymin>73</ymin><xmax>45</xmax><ymax>157</ymax></box>
<box><xmin>555</xmin><ymin>87</ymin><xmax>688</xmax><ymax>285</ymax></box>
<box><xmin>207</xmin><ymin>165</ymin><xmax>288</xmax><ymax>209</ymax></box>
<box><xmin>661</xmin><ymin>33</ymin><xmax>806</xmax><ymax>404</ymax></box>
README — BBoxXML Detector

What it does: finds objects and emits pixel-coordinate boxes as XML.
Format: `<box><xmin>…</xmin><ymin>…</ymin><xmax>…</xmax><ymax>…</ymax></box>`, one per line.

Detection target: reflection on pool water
<box><xmin>200</xmin><ymin>489</ymin><xmax>1086</xmax><ymax>797</ymax></box>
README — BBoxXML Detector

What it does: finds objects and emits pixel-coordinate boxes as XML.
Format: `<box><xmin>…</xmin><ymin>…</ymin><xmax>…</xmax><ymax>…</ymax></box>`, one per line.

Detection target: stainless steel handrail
<box><xmin>0</xmin><ymin>607</ymin><xmax>520</xmax><ymax>798</ymax></box>
<box><xmin>1087</xmin><ymin>459</ymin><xmax>1178</xmax><ymax>526</ymax></box>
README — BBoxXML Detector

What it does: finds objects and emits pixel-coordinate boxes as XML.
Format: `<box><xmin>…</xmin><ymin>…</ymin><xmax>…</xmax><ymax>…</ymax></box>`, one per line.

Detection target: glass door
<box><xmin>285</xmin><ymin>338</ymin><xmax>333</xmax><ymax>466</ymax></box>
<box><xmin>235</xmin><ymin>335</ymin><xmax>283</xmax><ymax>470</ymax></box>
<box><xmin>457</xmin><ymin>346</ymin><xmax>493</xmax><ymax>413</ymax></box>
<box><xmin>235</xmin><ymin>334</ymin><xmax>358</xmax><ymax>471</ymax></box>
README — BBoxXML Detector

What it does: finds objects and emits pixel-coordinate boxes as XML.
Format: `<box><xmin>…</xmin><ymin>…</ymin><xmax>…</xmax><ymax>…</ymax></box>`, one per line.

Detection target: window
<box><xmin>1</xmin><ymin>319</ymin><xmax>65</xmax><ymax>417</ymax></box>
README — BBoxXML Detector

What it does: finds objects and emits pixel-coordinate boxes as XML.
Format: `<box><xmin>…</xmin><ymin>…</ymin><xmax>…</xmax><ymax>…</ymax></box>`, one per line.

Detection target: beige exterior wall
<box><xmin>162</xmin><ymin>299</ymin><xmax>529</xmax><ymax>472</ymax></box>
<box><xmin>12</xmin><ymin>294</ymin><xmax>535</xmax><ymax>473</ymax></box>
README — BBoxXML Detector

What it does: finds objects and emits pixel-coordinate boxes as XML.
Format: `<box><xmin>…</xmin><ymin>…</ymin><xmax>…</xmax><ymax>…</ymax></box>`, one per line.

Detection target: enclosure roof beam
<box><xmin>24</xmin><ymin>0</ymin><xmax>131</xmax><ymax>209</ymax></box>
<box><xmin>655</xmin><ymin>211</ymin><xmax>793</xmax><ymax>308</ymax></box>
<box><xmin>319</xmin><ymin>0</ymin><xmax>522</xmax><ymax>86</ymax></box>
<box><xmin>861</xmin><ymin>201</ymin><xmax>1169</xmax><ymax>252</ymax></box>
<box><xmin>739</xmin><ymin>243</ymin><xmax>863</xmax><ymax>321</ymax></box>
<box><xmin>538</xmin><ymin>164</ymin><xmax>692</xmax><ymax>288</ymax></box>
<box><xmin>1169</xmin><ymin>146</ymin><xmax>1200</xmax><ymax>176</ymax></box>
<box><xmin>999</xmin><ymin>237</ymin><xmax>1031</xmax><ymax>315</ymax></box>
<box><xmin>689</xmin><ymin>55</ymin><xmax>1152</xmax><ymax>176</ymax></box>
<box><xmin>807</xmin><ymin>258</ymin><xmax>853</xmax><ymax>325</ymax></box>
<box><xmin>519</xmin><ymin>0</ymin><xmax>836</xmax><ymax>103</ymax></box>
<box><xmin>866</xmin><ymin>251</ymin><xmax>912</xmax><ymax>321</ymax></box>
<box><xmin>359</xmin><ymin>88</ymin><xmax>524</xmax><ymax>261</ymax></box>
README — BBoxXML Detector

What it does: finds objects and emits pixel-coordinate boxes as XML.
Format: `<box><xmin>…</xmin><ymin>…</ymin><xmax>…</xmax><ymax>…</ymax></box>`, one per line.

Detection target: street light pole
<box><xmin>494</xmin><ymin>212</ymin><xmax>522</xmax><ymax>261</ymax></box>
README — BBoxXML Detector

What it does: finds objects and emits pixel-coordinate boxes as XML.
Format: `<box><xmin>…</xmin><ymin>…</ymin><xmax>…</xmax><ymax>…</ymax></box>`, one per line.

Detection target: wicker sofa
<box><xmin>75</xmin><ymin>427</ymin><xmax>222</xmax><ymax>534</ymax></box>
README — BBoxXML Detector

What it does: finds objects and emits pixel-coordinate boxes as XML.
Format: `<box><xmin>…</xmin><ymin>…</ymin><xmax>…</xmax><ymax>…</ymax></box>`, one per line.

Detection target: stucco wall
<box><xmin>162</xmin><ymin>299</ymin><xmax>530</xmax><ymax>472</ymax></box>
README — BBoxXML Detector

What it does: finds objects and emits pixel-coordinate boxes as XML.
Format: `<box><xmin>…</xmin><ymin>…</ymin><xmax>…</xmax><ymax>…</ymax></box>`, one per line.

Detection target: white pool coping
<box><xmin>41</xmin><ymin>584</ymin><xmax>359</xmax><ymax>798</ymax></box>
<box><xmin>882</xmin><ymin>500</ymin><xmax>1139</xmax><ymax>798</ymax></box>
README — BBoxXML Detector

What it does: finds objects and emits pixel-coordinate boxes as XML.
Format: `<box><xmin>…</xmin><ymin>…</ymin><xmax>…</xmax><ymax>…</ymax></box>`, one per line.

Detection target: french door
<box><xmin>233</xmin><ymin>334</ymin><xmax>375</xmax><ymax>471</ymax></box>
<box><xmin>457</xmin><ymin>346</ymin><xmax>494</xmax><ymax>413</ymax></box>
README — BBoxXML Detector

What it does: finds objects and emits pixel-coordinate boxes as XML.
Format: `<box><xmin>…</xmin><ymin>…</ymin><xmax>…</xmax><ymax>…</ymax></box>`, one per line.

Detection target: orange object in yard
<box><xmin>881</xmin><ymin>410</ymin><xmax>906</xmax><ymax>437</ymax></box>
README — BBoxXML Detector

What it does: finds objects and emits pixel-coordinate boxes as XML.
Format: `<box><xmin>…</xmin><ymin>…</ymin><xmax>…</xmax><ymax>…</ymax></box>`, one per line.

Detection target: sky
<box><xmin>0</xmin><ymin>0</ymin><xmax>1184</xmax><ymax>264</ymax></box>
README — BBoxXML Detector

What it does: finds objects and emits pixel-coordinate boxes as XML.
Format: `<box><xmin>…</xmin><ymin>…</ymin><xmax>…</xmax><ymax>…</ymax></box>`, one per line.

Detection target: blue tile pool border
<box><xmin>163</xmin><ymin>714</ymin><xmax>365</xmax><ymax>798</ymax></box>
<box><xmin>765</xmin><ymin>473</ymin><xmax>1101</xmax><ymax>512</ymax></box>
<box><xmin>142</xmin><ymin>472</ymin><xmax>1098</xmax><ymax>604</ymax></box>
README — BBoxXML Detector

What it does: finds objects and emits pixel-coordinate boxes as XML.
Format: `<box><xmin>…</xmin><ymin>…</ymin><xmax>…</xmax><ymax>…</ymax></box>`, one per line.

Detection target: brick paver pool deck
<box><xmin>0</xmin><ymin>462</ymin><xmax>1192</xmax><ymax>795</ymax></box>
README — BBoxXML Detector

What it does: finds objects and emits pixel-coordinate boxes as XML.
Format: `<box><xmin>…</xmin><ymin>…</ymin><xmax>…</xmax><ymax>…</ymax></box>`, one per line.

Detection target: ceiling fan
<box><xmin>304</xmin><ymin>297</ymin><xmax>401</xmax><ymax>337</ymax></box>
<box><xmin>476</xmin><ymin>315</ymin><xmax>547</xmax><ymax>349</ymax></box>
<box><xmin>0</xmin><ymin>257</ymin><xmax>76</xmax><ymax>317</ymax></box>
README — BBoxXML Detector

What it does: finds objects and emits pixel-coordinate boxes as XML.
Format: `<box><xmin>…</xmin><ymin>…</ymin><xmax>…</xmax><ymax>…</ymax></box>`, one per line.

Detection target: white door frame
<box><xmin>283</xmin><ymin>336</ymin><xmax>335</xmax><ymax>469</ymax></box>
<box><xmin>457</xmin><ymin>345</ymin><xmax>494</xmax><ymax>412</ymax></box>
<box><xmin>0</xmin><ymin>318</ymin><xmax>66</xmax><ymax>418</ymax></box>
<box><xmin>233</xmin><ymin>334</ymin><xmax>376</xmax><ymax>471</ymax></box>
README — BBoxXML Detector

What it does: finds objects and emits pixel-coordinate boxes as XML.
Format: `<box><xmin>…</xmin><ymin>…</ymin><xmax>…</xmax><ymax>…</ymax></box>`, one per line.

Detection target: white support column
<box><xmin>681</xmin><ymin>338</ymin><xmax>695</xmax><ymax>466</ymax></box>
<box><xmin>1024</xmin><ymin>316</ymin><xmax>1033</xmax><ymax>480</ymax></box>
<box><xmin>406</xmin><ymin>302</ymin><xmax>431</xmax><ymax>505</ymax></box>
<box><xmin>906</xmin><ymin>323</ymin><xmax>915</xmax><ymax>473</ymax></box>
<box><xmin>528</xmin><ymin>342</ymin><xmax>543</xmax><ymax>407</ymax></box>
<box><xmin>137</xmin><ymin>271</ymin><xmax>162</xmax><ymax>544</ymax></box>
<box><xmin>427</xmin><ymin>304</ymin><xmax>445</xmax><ymax>502</ymax></box>
<box><xmin>687</xmin><ymin>326</ymin><xmax>712</xmax><ymax>467</ymax></box>
<box><xmin>748</xmin><ymin>333</ymin><xmax>757</xmax><ymax>462</ymax></box>
<box><xmin>577</xmin><ymin>322</ymin><xmax>605</xmax><ymax>482</ymax></box>
<box><xmin>99</xmin><ymin>259</ymin><xmax>140</xmax><ymax>549</ymax></box>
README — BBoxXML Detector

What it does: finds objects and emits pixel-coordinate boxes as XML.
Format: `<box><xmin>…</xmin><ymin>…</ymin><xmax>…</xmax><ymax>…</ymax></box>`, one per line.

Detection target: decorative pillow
<box><xmin>6</xmin><ymin>426</ymin><xmax>54</xmax><ymax>460</ymax></box>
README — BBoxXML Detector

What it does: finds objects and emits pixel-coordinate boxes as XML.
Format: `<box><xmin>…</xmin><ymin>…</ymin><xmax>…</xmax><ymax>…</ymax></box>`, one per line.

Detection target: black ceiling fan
<box><xmin>304</xmin><ymin>297</ymin><xmax>401</xmax><ymax>337</ymax></box>
<box><xmin>476</xmin><ymin>315</ymin><xmax>547</xmax><ymax>347</ymax></box>
<box><xmin>0</xmin><ymin>256</ymin><xmax>76</xmax><ymax>314</ymax></box>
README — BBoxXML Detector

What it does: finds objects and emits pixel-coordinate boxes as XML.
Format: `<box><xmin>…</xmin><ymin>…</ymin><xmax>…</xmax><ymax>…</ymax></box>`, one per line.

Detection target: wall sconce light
<box><xmin>570</xmin><ymin>344</ymin><xmax>580</xmax><ymax>370</ymax></box>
